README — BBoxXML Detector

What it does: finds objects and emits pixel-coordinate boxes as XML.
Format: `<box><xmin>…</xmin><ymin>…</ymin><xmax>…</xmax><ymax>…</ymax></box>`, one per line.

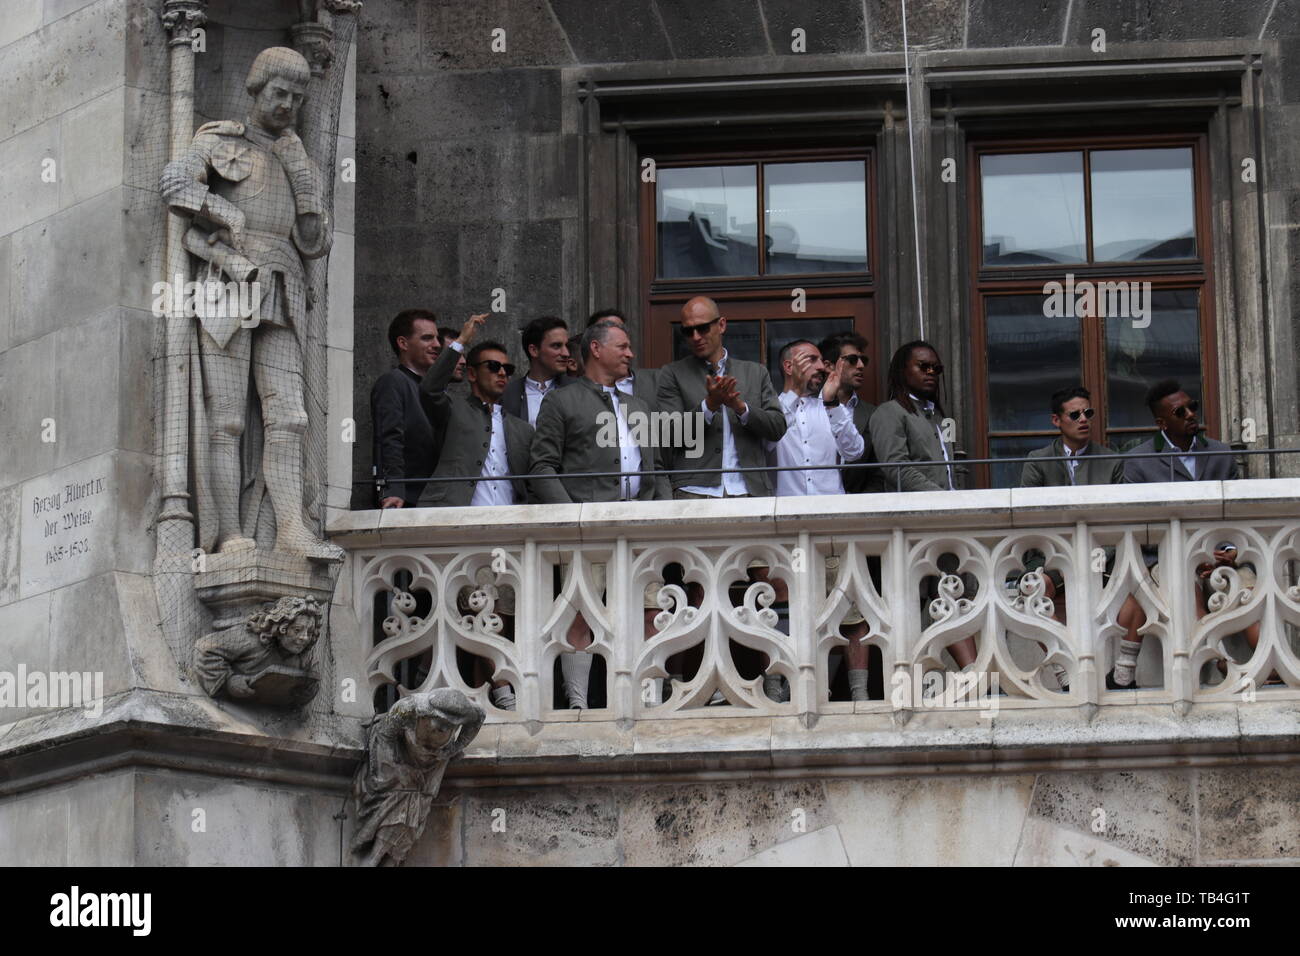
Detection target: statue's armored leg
<box><xmin>200</xmin><ymin>326</ymin><xmax>257</xmax><ymax>552</ymax></box>
<box><xmin>255</xmin><ymin>324</ymin><xmax>342</xmax><ymax>561</ymax></box>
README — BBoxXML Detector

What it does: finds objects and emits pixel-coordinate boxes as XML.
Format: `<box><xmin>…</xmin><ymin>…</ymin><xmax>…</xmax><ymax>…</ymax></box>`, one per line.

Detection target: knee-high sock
<box><xmin>848</xmin><ymin>668</ymin><xmax>870</xmax><ymax>702</ymax></box>
<box><xmin>561</xmin><ymin>651</ymin><xmax>592</xmax><ymax>709</ymax></box>
<box><xmin>1112</xmin><ymin>639</ymin><xmax>1142</xmax><ymax>686</ymax></box>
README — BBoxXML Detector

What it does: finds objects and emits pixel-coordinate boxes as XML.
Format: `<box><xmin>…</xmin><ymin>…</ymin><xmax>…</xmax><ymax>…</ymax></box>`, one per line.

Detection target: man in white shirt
<box><xmin>767</xmin><ymin>340</ymin><xmax>863</xmax><ymax>497</ymax></box>
<box><xmin>502</xmin><ymin>315</ymin><xmax>572</xmax><ymax>425</ymax></box>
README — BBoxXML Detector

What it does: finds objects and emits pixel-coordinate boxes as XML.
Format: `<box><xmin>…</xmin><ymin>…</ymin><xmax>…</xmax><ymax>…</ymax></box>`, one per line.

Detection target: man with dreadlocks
<box><xmin>870</xmin><ymin>341</ymin><xmax>977</xmax><ymax>670</ymax></box>
<box><xmin>869</xmin><ymin>341</ymin><xmax>956</xmax><ymax>493</ymax></box>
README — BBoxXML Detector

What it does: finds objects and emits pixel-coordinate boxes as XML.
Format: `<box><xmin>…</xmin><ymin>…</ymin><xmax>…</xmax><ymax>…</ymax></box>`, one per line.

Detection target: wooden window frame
<box><xmin>966</xmin><ymin>132</ymin><xmax>1219</xmax><ymax>488</ymax></box>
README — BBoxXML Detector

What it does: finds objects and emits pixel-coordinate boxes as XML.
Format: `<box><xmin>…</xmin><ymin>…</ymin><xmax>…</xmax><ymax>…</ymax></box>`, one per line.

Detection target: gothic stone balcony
<box><xmin>327</xmin><ymin>480</ymin><xmax>1300</xmax><ymax>785</ymax></box>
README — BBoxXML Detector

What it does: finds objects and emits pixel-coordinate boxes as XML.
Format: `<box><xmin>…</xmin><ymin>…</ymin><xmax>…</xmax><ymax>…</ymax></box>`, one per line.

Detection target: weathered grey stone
<box><xmin>10</xmin><ymin>191</ymin><xmax>125</xmax><ymax>348</ymax></box>
<box><xmin>458</xmin><ymin>219</ymin><xmax>565</xmax><ymax>321</ymax></box>
<box><xmin>60</xmin><ymin>89</ymin><xmax>126</xmax><ymax>210</ymax></box>
<box><xmin>1029</xmin><ymin>769</ymin><xmax>1196</xmax><ymax>864</ymax></box>
<box><xmin>360</xmin><ymin>70</ymin><xmax>562</xmax><ymax>142</ymax></box>
<box><xmin>526</xmin><ymin>134</ymin><xmax>579</xmax><ymax>222</ymax></box>
<box><xmin>49</xmin><ymin>570</ymin><xmax>138</xmax><ymax>699</ymax></box>
<box><xmin>0</xmin><ymin>335</ymin><xmax>58</xmax><ymax>488</ymax></box>
<box><xmin>355</xmin><ymin>145</ymin><xmax>419</xmax><ymax>228</ymax></box>
<box><xmin>420</xmin><ymin>0</ymin><xmax>573</xmax><ymax>70</ymax></box>
<box><xmin>0</xmin><ymin>0</ymin><xmax>126</xmax><ymax>141</ymax></box>
<box><xmin>1013</xmin><ymin>814</ymin><xmax>1158</xmax><ymax>865</ymax></box>
<box><xmin>760</xmin><ymin>0</ymin><xmax>869</xmax><ymax>55</ymax></box>
<box><xmin>654</xmin><ymin>0</ymin><xmax>773</xmax><ymax>59</ymax></box>
<box><xmin>968</xmin><ymin>0</ymin><xmax>1068</xmax><ymax>47</ymax></box>
<box><xmin>549</xmin><ymin>0</ymin><xmax>674</xmax><ymax>63</ymax></box>
<box><xmin>43</xmin><ymin>0</ymin><xmax>105</xmax><ymax>26</ymax></box>
<box><xmin>0</xmin><ymin>771</ymin><xmax>136</xmax><ymax>865</ymax></box>
<box><xmin>737</xmin><ymin>823</ymin><xmax>850</xmax><ymax>865</ymax></box>
<box><xmin>418</xmin><ymin>137</ymin><xmax>529</xmax><ymax>225</ymax></box>
<box><xmin>0</xmin><ymin>0</ymin><xmax>43</xmax><ymax>48</ymax></box>
<box><xmin>868</xmin><ymin>0</ymin><xmax>964</xmax><ymax>51</ymax></box>
<box><xmin>0</xmin><ymin>234</ymin><xmax>10</xmax><ymax>353</ymax></box>
<box><xmin>0</xmin><ymin>118</ymin><xmax>61</xmax><ymax>240</ymax></box>
<box><xmin>0</xmin><ymin>481</ymin><xmax>19</xmax><ymax>606</ymax></box>
<box><xmin>133</xmin><ymin>770</ymin><xmax>343</xmax><ymax>866</ymax></box>
<box><xmin>460</xmin><ymin>786</ymin><xmax>621</xmax><ymax>866</ymax></box>
<box><xmin>333</xmin><ymin>133</ymin><xmax>356</xmax><ymax>235</ymax></box>
<box><xmin>355</xmin><ymin>0</ymin><xmax>421</xmax><ymax>71</ymax></box>
<box><xmin>618</xmin><ymin>779</ymin><xmax>832</xmax><ymax>866</ymax></box>
<box><xmin>1198</xmin><ymin>765</ymin><xmax>1300</xmax><ymax>861</ymax></box>
<box><xmin>0</xmin><ymin>591</ymin><xmax>53</xmax><ymax>725</ymax></box>
<box><xmin>1263</xmin><ymin>0</ymin><xmax>1299</xmax><ymax>39</ymax></box>
<box><xmin>1065</xmin><ymin>0</ymin><xmax>1273</xmax><ymax>44</ymax></box>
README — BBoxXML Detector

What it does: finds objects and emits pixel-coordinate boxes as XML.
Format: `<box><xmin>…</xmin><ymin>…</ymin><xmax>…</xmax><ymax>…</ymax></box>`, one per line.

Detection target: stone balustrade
<box><xmin>328</xmin><ymin>479</ymin><xmax>1300</xmax><ymax>732</ymax></box>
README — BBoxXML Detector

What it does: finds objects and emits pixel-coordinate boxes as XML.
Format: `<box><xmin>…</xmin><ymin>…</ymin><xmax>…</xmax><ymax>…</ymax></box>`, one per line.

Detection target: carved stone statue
<box><xmin>350</xmin><ymin>689</ymin><xmax>485</xmax><ymax>867</ymax></box>
<box><xmin>160</xmin><ymin>46</ymin><xmax>340</xmax><ymax>562</ymax></box>
<box><xmin>194</xmin><ymin>594</ymin><xmax>322</xmax><ymax>706</ymax></box>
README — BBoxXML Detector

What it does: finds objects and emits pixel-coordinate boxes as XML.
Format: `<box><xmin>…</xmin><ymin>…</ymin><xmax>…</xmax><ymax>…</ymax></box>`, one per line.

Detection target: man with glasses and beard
<box><xmin>818</xmin><ymin>331</ymin><xmax>880</xmax><ymax>494</ymax></box>
<box><xmin>1021</xmin><ymin>386</ymin><xmax>1124</xmax><ymax>487</ymax></box>
<box><xmin>656</xmin><ymin>296</ymin><xmax>787</xmax><ymax>499</ymax></box>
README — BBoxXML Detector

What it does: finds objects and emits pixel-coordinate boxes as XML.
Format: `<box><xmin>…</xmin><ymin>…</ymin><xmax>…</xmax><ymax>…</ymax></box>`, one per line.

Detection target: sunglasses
<box><xmin>472</xmin><ymin>359</ymin><xmax>516</xmax><ymax>376</ymax></box>
<box><xmin>1065</xmin><ymin>407</ymin><xmax>1095</xmax><ymax>421</ymax></box>
<box><xmin>679</xmin><ymin>317</ymin><xmax>721</xmax><ymax>339</ymax></box>
<box><xmin>913</xmin><ymin>361</ymin><xmax>944</xmax><ymax>375</ymax></box>
<box><xmin>838</xmin><ymin>354</ymin><xmax>867</xmax><ymax>366</ymax></box>
<box><xmin>1170</xmin><ymin>400</ymin><xmax>1199</xmax><ymax>419</ymax></box>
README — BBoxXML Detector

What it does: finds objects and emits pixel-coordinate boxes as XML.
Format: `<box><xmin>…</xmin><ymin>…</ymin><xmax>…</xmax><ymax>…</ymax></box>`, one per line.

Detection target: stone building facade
<box><xmin>1</xmin><ymin>0</ymin><xmax>1299</xmax><ymax>867</ymax></box>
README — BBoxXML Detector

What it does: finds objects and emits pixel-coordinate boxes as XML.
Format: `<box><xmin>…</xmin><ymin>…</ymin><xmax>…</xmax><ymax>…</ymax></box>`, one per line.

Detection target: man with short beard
<box><xmin>1021</xmin><ymin>386</ymin><xmax>1123</xmax><ymax>487</ymax></box>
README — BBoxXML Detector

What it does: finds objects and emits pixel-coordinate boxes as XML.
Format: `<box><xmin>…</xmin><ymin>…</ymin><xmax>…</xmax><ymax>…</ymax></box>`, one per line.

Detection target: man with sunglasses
<box><xmin>1122</xmin><ymin>380</ymin><xmax>1238</xmax><ymax>484</ymax></box>
<box><xmin>656</xmin><ymin>296</ymin><xmax>787</xmax><ymax>498</ymax></box>
<box><xmin>819</xmin><ymin>331</ymin><xmax>881</xmax><ymax>494</ymax></box>
<box><xmin>869</xmin><ymin>341</ymin><xmax>957</xmax><ymax>493</ymax></box>
<box><xmin>1021</xmin><ymin>387</ymin><xmax>1124</xmax><ymax>487</ymax></box>
<box><xmin>417</xmin><ymin>313</ymin><xmax>533</xmax><ymax>508</ymax></box>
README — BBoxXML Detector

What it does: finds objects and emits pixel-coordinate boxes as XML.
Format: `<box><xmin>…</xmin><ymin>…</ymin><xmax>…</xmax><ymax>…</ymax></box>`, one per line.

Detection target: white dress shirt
<box><xmin>909</xmin><ymin>392</ymin><xmax>955</xmax><ymax>490</ymax></box>
<box><xmin>446</xmin><ymin>342</ymin><xmax>515</xmax><ymax>507</ymax></box>
<box><xmin>603</xmin><ymin>385</ymin><xmax>642</xmax><ymax>500</ymax></box>
<box><xmin>767</xmin><ymin>390</ymin><xmax>864</xmax><ymax>496</ymax></box>
<box><xmin>524</xmin><ymin>375</ymin><xmax>557</xmax><ymax>426</ymax></box>
<box><xmin>1161</xmin><ymin>430</ymin><xmax>1197</xmax><ymax>479</ymax></box>
<box><xmin>1062</xmin><ymin>442</ymin><xmax>1081</xmax><ymax>484</ymax></box>
<box><xmin>681</xmin><ymin>349</ymin><xmax>751</xmax><ymax>497</ymax></box>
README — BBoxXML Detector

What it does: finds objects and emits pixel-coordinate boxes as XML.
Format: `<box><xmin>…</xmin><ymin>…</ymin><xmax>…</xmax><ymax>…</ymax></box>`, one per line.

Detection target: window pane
<box><xmin>764</xmin><ymin>161</ymin><xmax>867</xmax><ymax>274</ymax></box>
<box><xmin>1091</xmin><ymin>148</ymin><xmax>1196</xmax><ymax>261</ymax></box>
<box><xmin>656</xmin><ymin>166</ymin><xmax>758</xmax><ymax>278</ymax></box>
<box><xmin>764</xmin><ymin>317</ymin><xmax>854</xmax><ymax>390</ymax></box>
<box><xmin>981</xmin><ymin>152</ymin><xmax>1086</xmax><ymax>266</ymax></box>
<box><xmin>991</xmin><ymin>435</ymin><xmax>1052</xmax><ymax>489</ymax></box>
<box><xmin>1105</xmin><ymin>288</ymin><xmax>1202</xmax><ymax>431</ymax></box>
<box><xmin>672</xmin><ymin>319</ymin><xmax>761</xmax><ymax>367</ymax></box>
<box><xmin>986</xmin><ymin>295</ymin><xmax>1082</xmax><ymax>433</ymax></box>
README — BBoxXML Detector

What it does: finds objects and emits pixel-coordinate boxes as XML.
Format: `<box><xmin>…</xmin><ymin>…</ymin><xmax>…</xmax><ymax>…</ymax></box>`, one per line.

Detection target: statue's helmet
<box><xmin>245</xmin><ymin>46</ymin><xmax>312</xmax><ymax>95</ymax></box>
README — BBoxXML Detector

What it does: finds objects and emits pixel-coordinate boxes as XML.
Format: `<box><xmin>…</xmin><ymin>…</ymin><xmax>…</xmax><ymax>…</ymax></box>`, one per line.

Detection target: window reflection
<box><xmin>764</xmin><ymin>161</ymin><xmax>867</xmax><ymax>274</ymax></box>
<box><xmin>656</xmin><ymin>166</ymin><xmax>758</xmax><ymax>278</ymax></box>
<box><xmin>986</xmin><ymin>295</ymin><xmax>1081</xmax><ymax>433</ymax></box>
<box><xmin>981</xmin><ymin>152</ymin><xmax>1086</xmax><ymax>266</ymax></box>
<box><xmin>1106</xmin><ymin>289</ymin><xmax>1201</xmax><ymax>431</ymax></box>
<box><xmin>1091</xmin><ymin>148</ymin><xmax>1196</xmax><ymax>261</ymax></box>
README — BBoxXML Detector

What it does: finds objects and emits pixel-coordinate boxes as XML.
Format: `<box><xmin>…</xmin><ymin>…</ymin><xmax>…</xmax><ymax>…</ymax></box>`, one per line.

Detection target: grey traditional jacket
<box><xmin>529</xmin><ymin>375</ymin><xmax>671</xmax><ymax>504</ymax></box>
<box><xmin>654</xmin><ymin>352</ymin><xmax>787</xmax><ymax>495</ymax></box>
<box><xmin>842</xmin><ymin>395</ymin><xmax>882</xmax><ymax>494</ymax></box>
<box><xmin>416</xmin><ymin>345</ymin><xmax>533</xmax><ymax>507</ymax></box>
<box><xmin>1122</xmin><ymin>432</ymin><xmax>1239</xmax><ymax>483</ymax></box>
<box><xmin>868</xmin><ymin>397</ymin><xmax>957</xmax><ymax>492</ymax></box>
<box><xmin>1020</xmin><ymin>439</ymin><xmax>1124</xmax><ymax>487</ymax></box>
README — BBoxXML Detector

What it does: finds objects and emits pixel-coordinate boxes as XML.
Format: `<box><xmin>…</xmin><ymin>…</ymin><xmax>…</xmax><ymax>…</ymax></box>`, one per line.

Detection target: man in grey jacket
<box><xmin>1021</xmin><ymin>386</ymin><xmax>1124</xmax><ymax>487</ymax></box>
<box><xmin>529</xmin><ymin>319</ymin><xmax>670</xmax><ymax>708</ymax></box>
<box><xmin>588</xmin><ymin>308</ymin><xmax>660</xmax><ymax>410</ymax></box>
<box><xmin>1122</xmin><ymin>379</ymin><xmax>1239</xmax><ymax>484</ymax></box>
<box><xmin>656</xmin><ymin>296</ymin><xmax>787</xmax><ymax>498</ymax></box>
<box><xmin>417</xmin><ymin>313</ymin><xmax>533</xmax><ymax>508</ymax></box>
<box><xmin>1105</xmin><ymin>379</ymin><xmax>1240</xmax><ymax>690</ymax></box>
<box><xmin>869</xmin><ymin>340</ymin><xmax>957</xmax><ymax>493</ymax></box>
